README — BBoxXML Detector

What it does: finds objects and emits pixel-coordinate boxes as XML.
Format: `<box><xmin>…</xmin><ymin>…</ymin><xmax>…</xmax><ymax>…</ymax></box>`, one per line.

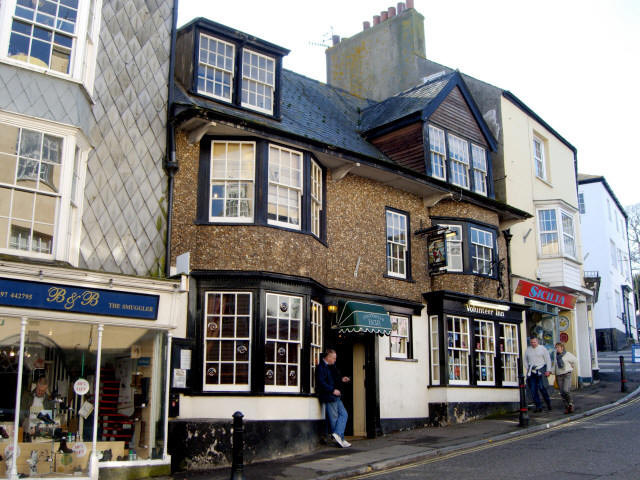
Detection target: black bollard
<box><xmin>518</xmin><ymin>374</ymin><xmax>529</xmax><ymax>427</ymax></box>
<box><xmin>620</xmin><ymin>356</ymin><xmax>628</xmax><ymax>393</ymax></box>
<box><xmin>230</xmin><ymin>411</ymin><xmax>245</xmax><ymax>480</ymax></box>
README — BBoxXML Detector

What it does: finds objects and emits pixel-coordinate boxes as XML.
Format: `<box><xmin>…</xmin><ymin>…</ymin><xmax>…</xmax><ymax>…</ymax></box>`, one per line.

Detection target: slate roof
<box><xmin>359</xmin><ymin>72</ymin><xmax>455</xmax><ymax>133</ymax></box>
<box><xmin>173</xmin><ymin>69</ymin><xmax>391</xmax><ymax>163</ymax></box>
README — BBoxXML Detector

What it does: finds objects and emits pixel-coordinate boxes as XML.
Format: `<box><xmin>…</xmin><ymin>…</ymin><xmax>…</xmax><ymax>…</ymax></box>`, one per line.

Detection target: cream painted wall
<box><xmin>500</xmin><ymin>98</ymin><xmax>582</xmax><ymax>282</ymax></box>
<box><xmin>178</xmin><ymin>396</ymin><xmax>324</xmax><ymax>421</ymax></box>
<box><xmin>378</xmin><ymin>310</ymin><xmax>429</xmax><ymax>419</ymax></box>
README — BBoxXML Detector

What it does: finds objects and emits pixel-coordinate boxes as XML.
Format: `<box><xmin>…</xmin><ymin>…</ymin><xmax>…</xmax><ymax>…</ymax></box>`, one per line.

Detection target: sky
<box><xmin>177</xmin><ymin>0</ymin><xmax>640</xmax><ymax>207</ymax></box>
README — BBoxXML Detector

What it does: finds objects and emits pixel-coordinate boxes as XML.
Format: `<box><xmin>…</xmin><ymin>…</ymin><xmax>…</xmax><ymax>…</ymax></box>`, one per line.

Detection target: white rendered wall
<box><xmin>579</xmin><ymin>181</ymin><xmax>634</xmax><ymax>335</ymax></box>
<box><xmin>377</xmin><ymin>311</ymin><xmax>429</xmax><ymax>420</ymax></box>
<box><xmin>178</xmin><ymin>396</ymin><xmax>323</xmax><ymax>421</ymax></box>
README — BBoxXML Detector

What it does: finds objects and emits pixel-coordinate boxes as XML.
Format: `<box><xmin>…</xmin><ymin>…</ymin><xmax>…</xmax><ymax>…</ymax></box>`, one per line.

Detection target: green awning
<box><xmin>337</xmin><ymin>301</ymin><xmax>392</xmax><ymax>335</ymax></box>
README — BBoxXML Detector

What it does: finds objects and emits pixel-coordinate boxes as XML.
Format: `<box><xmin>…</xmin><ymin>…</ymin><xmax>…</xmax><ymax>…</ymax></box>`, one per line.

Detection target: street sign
<box><xmin>632</xmin><ymin>344</ymin><xmax>640</xmax><ymax>363</ymax></box>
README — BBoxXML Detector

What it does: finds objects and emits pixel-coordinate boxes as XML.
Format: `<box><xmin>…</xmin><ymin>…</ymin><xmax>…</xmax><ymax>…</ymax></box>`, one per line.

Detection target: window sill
<box><xmin>535</xmin><ymin>175</ymin><xmax>553</xmax><ymax>188</ymax></box>
<box><xmin>385</xmin><ymin>357</ymin><xmax>418</xmax><ymax>363</ymax></box>
<box><xmin>383</xmin><ymin>274</ymin><xmax>415</xmax><ymax>283</ymax></box>
<box><xmin>190</xmin><ymin>88</ymin><xmax>283</xmax><ymax>122</ymax></box>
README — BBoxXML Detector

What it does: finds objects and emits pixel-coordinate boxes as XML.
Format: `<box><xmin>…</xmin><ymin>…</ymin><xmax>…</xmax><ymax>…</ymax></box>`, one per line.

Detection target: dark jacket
<box><xmin>315</xmin><ymin>360</ymin><xmax>343</xmax><ymax>403</ymax></box>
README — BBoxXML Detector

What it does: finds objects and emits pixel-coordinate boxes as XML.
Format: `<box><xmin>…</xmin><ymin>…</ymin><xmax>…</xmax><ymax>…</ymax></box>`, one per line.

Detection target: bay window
<box><xmin>537</xmin><ymin>207</ymin><xmax>577</xmax><ymax>258</ymax></box>
<box><xmin>0</xmin><ymin>113</ymin><xmax>87</xmax><ymax>263</ymax></box>
<box><xmin>264</xmin><ymin>293</ymin><xmax>302</xmax><ymax>392</ymax></box>
<box><xmin>203</xmin><ymin>292</ymin><xmax>252</xmax><ymax>391</ymax></box>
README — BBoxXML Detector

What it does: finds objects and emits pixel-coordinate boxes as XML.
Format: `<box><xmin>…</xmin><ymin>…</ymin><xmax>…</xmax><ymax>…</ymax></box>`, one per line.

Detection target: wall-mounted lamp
<box><xmin>327</xmin><ymin>304</ymin><xmax>338</xmax><ymax>314</ymax></box>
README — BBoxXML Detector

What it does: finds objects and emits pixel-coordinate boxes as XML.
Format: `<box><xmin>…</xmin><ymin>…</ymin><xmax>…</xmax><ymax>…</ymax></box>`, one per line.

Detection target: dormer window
<box><xmin>183</xmin><ymin>21</ymin><xmax>288</xmax><ymax>117</ymax></box>
<box><xmin>198</xmin><ymin>33</ymin><xmax>234</xmax><ymax>102</ymax></box>
<box><xmin>241</xmin><ymin>49</ymin><xmax>275</xmax><ymax>114</ymax></box>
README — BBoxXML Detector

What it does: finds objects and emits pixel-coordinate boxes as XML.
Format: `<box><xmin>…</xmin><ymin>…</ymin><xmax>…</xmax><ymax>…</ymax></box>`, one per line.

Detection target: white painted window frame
<box><xmin>389</xmin><ymin>314</ymin><xmax>410</xmax><ymax>359</ymax></box>
<box><xmin>241</xmin><ymin>47</ymin><xmax>275</xmax><ymax>114</ymax></box>
<box><xmin>447</xmin><ymin>315</ymin><xmax>470</xmax><ymax>385</ymax></box>
<box><xmin>267</xmin><ymin>144</ymin><xmax>303</xmax><ymax>230</ymax></box>
<box><xmin>448</xmin><ymin>133</ymin><xmax>470</xmax><ymax>189</ymax></box>
<box><xmin>470</xmin><ymin>227</ymin><xmax>493</xmax><ymax>275</ymax></box>
<box><xmin>430</xmin><ymin>315</ymin><xmax>440</xmax><ymax>385</ymax></box>
<box><xmin>533</xmin><ymin>135</ymin><xmax>546</xmax><ymax>181</ymax></box>
<box><xmin>500</xmin><ymin>323</ymin><xmax>519</xmax><ymax>387</ymax></box>
<box><xmin>310</xmin><ymin>159</ymin><xmax>322</xmax><ymax>237</ymax></box>
<box><xmin>197</xmin><ymin>32</ymin><xmax>235</xmax><ymax>102</ymax></box>
<box><xmin>474</xmin><ymin>319</ymin><xmax>495</xmax><ymax>386</ymax></box>
<box><xmin>428</xmin><ymin>124</ymin><xmax>446</xmax><ymax>180</ymax></box>
<box><xmin>310</xmin><ymin>300</ymin><xmax>322</xmax><ymax>393</ymax></box>
<box><xmin>0</xmin><ymin>0</ymin><xmax>101</xmax><ymax>94</ymax></box>
<box><xmin>471</xmin><ymin>144</ymin><xmax>487</xmax><ymax>196</ymax></box>
<box><xmin>439</xmin><ymin>224</ymin><xmax>462</xmax><ymax>272</ymax></box>
<box><xmin>386</xmin><ymin>209</ymin><xmax>407</xmax><ymax>279</ymax></box>
<box><xmin>264</xmin><ymin>292</ymin><xmax>303</xmax><ymax>393</ymax></box>
<box><xmin>202</xmin><ymin>291</ymin><xmax>253</xmax><ymax>392</ymax></box>
<box><xmin>209</xmin><ymin>140</ymin><xmax>255</xmax><ymax>223</ymax></box>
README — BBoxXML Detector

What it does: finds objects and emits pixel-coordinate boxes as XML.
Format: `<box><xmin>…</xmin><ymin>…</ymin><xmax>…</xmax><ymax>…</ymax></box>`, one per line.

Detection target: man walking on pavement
<box><xmin>316</xmin><ymin>348</ymin><xmax>351</xmax><ymax>448</ymax></box>
<box><xmin>553</xmin><ymin>342</ymin><xmax>577</xmax><ymax>414</ymax></box>
<box><xmin>524</xmin><ymin>336</ymin><xmax>552</xmax><ymax>412</ymax></box>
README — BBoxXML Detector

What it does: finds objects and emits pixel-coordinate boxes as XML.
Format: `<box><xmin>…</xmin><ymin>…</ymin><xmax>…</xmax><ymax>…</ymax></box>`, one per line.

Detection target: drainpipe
<box><xmin>502</xmin><ymin>229</ymin><xmax>513</xmax><ymax>302</ymax></box>
<box><xmin>164</xmin><ymin>0</ymin><xmax>179</xmax><ymax>278</ymax></box>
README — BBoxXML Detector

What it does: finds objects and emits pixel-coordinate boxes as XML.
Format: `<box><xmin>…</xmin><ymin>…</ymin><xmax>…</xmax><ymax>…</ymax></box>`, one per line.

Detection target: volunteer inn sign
<box><xmin>0</xmin><ymin>277</ymin><xmax>159</xmax><ymax>320</ymax></box>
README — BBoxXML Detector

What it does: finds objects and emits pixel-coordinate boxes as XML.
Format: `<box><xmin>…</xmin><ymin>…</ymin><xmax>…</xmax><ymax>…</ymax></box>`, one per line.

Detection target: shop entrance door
<box><xmin>352</xmin><ymin>342</ymin><xmax>366</xmax><ymax>437</ymax></box>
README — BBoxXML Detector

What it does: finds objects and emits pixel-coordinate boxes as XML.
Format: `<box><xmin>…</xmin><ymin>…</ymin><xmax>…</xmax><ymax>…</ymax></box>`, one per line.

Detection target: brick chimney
<box><xmin>326</xmin><ymin>3</ymin><xmax>425</xmax><ymax>101</ymax></box>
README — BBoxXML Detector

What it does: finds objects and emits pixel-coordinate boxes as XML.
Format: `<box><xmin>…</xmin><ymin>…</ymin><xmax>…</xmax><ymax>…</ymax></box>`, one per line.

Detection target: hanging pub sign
<box><xmin>427</xmin><ymin>231</ymin><xmax>447</xmax><ymax>272</ymax></box>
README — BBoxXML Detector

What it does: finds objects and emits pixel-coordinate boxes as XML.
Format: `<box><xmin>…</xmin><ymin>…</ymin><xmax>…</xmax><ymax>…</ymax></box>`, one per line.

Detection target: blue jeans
<box><xmin>325</xmin><ymin>398</ymin><xmax>348</xmax><ymax>439</ymax></box>
<box><xmin>528</xmin><ymin>373</ymin><xmax>551</xmax><ymax>409</ymax></box>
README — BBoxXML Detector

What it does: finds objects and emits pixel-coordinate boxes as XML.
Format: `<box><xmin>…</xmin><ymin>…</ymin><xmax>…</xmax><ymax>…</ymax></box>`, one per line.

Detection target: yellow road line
<box><xmin>348</xmin><ymin>396</ymin><xmax>640</xmax><ymax>479</ymax></box>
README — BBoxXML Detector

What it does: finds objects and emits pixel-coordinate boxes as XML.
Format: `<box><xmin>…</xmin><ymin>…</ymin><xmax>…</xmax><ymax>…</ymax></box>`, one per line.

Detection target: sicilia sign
<box><xmin>515</xmin><ymin>280</ymin><xmax>576</xmax><ymax>309</ymax></box>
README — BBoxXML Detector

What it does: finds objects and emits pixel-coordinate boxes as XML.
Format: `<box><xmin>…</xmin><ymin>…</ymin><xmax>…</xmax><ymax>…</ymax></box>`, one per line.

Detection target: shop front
<box><xmin>515</xmin><ymin>280</ymin><xmax>577</xmax><ymax>360</ymax></box>
<box><xmin>424</xmin><ymin>291</ymin><xmax>526</xmax><ymax>425</ymax></box>
<box><xmin>0</xmin><ymin>262</ymin><xmax>187</xmax><ymax>480</ymax></box>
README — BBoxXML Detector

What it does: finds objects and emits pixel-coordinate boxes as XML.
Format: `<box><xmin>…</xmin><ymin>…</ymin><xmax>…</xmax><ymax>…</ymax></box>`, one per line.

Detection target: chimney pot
<box><xmin>388</xmin><ymin>6</ymin><xmax>396</xmax><ymax>17</ymax></box>
<box><xmin>397</xmin><ymin>2</ymin><xmax>406</xmax><ymax>14</ymax></box>
<box><xmin>380</xmin><ymin>11</ymin><xmax>388</xmax><ymax>21</ymax></box>
<box><xmin>406</xmin><ymin>0</ymin><xmax>414</xmax><ymax>9</ymax></box>
<box><xmin>363</xmin><ymin>21</ymin><xmax>371</xmax><ymax>30</ymax></box>
<box><xmin>332</xmin><ymin>35</ymin><xmax>340</xmax><ymax>45</ymax></box>
<box><xmin>373</xmin><ymin>14</ymin><xmax>380</xmax><ymax>25</ymax></box>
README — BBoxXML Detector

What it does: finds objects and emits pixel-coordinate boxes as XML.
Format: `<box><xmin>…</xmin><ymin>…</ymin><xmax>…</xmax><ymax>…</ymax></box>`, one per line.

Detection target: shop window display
<box><xmin>0</xmin><ymin>319</ymin><xmax>165</xmax><ymax>477</ymax></box>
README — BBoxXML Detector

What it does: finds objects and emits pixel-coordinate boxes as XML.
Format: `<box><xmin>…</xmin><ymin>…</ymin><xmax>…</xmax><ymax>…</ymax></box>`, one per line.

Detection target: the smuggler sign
<box><xmin>0</xmin><ymin>277</ymin><xmax>159</xmax><ymax>320</ymax></box>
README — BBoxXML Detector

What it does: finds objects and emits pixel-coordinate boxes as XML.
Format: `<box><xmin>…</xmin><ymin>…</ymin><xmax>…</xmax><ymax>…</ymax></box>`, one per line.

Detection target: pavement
<box><xmin>170</xmin><ymin>365</ymin><xmax>640</xmax><ymax>480</ymax></box>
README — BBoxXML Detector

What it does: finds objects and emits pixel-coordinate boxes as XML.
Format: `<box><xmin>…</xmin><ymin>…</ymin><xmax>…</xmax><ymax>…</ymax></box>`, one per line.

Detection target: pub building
<box><xmin>0</xmin><ymin>261</ymin><xmax>187</xmax><ymax>479</ymax></box>
<box><xmin>164</xmin><ymin>13</ymin><xmax>531</xmax><ymax>471</ymax></box>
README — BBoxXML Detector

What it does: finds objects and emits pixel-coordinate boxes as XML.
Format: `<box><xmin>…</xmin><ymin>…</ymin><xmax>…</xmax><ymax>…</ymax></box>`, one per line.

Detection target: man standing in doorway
<box><xmin>524</xmin><ymin>336</ymin><xmax>552</xmax><ymax>412</ymax></box>
<box><xmin>316</xmin><ymin>349</ymin><xmax>351</xmax><ymax>448</ymax></box>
